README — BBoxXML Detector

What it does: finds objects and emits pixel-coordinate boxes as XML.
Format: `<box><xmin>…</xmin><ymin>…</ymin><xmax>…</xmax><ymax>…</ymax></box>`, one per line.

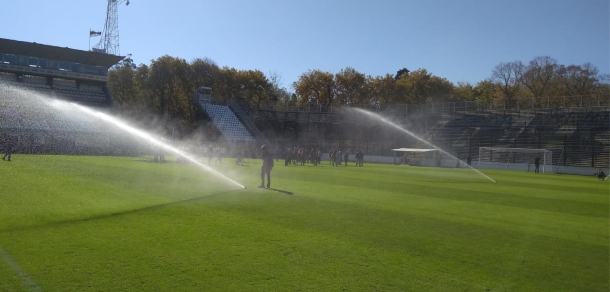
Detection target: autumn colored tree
<box><xmin>521</xmin><ymin>56</ymin><xmax>558</xmax><ymax>99</ymax></box>
<box><xmin>472</xmin><ymin>80</ymin><xmax>499</xmax><ymax>103</ymax></box>
<box><xmin>452</xmin><ymin>82</ymin><xmax>476</xmax><ymax>101</ymax></box>
<box><xmin>292</xmin><ymin>70</ymin><xmax>336</xmax><ymax>107</ymax></box>
<box><xmin>106</xmin><ymin>51</ymin><xmax>606</xmax><ymax>138</ymax></box>
<box><xmin>368</xmin><ymin>74</ymin><xmax>398</xmax><ymax>107</ymax></box>
<box><xmin>491</xmin><ymin>61</ymin><xmax>524</xmax><ymax>103</ymax></box>
<box><xmin>395</xmin><ymin>69</ymin><xmax>453</xmax><ymax>104</ymax></box>
<box><xmin>335</xmin><ymin>67</ymin><xmax>369</xmax><ymax>106</ymax></box>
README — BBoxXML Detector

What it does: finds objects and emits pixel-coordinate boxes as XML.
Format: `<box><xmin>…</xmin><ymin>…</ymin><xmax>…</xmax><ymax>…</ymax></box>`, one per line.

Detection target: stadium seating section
<box><xmin>0</xmin><ymin>73</ymin><xmax>108</xmax><ymax>106</ymax></box>
<box><xmin>199</xmin><ymin>102</ymin><xmax>253</xmax><ymax>141</ymax></box>
<box><xmin>1</xmin><ymin>70</ymin><xmax>608</xmax><ymax>167</ymax></box>
<box><xmin>419</xmin><ymin>110</ymin><xmax>610</xmax><ymax>168</ymax></box>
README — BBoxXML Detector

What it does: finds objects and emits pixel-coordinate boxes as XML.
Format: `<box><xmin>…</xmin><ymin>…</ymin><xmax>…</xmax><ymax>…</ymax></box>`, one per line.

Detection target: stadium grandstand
<box><xmin>1</xmin><ymin>38</ymin><xmax>608</xmax><ymax>175</ymax></box>
<box><xmin>0</xmin><ymin>38</ymin><xmax>134</xmax><ymax>156</ymax></box>
<box><xmin>0</xmin><ymin>38</ymin><xmax>121</xmax><ymax>107</ymax></box>
<box><xmin>231</xmin><ymin>96</ymin><xmax>609</xmax><ymax>174</ymax></box>
<box><xmin>193</xmin><ymin>86</ymin><xmax>266</xmax><ymax>145</ymax></box>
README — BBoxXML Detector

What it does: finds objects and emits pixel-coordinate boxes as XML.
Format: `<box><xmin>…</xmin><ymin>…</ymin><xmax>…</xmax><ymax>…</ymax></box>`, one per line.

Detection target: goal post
<box><xmin>477</xmin><ymin>147</ymin><xmax>553</xmax><ymax>173</ymax></box>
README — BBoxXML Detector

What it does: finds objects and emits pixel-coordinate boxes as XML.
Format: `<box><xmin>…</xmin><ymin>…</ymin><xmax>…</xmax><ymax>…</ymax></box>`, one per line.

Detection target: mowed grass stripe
<box><xmin>278</xmin><ymin>162</ymin><xmax>607</xmax><ymax>201</ymax></box>
<box><xmin>186</xmin><ymin>187</ymin><xmax>608</xmax><ymax>291</ymax></box>
<box><xmin>332</xmin><ymin>165</ymin><xmax>607</xmax><ymax>202</ymax></box>
<box><xmin>271</xmin><ymin>166</ymin><xmax>607</xmax><ymax>245</ymax></box>
<box><xmin>272</xmin><ymin>164</ymin><xmax>608</xmax><ymax>218</ymax></box>
<box><xmin>0</xmin><ymin>155</ymin><xmax>607</xmax><ymax>291</ymax></box>
<box><xmin>0</xmin><ymin>155</ymin><xmax>240</xmax><ymax>230</ymax></box>
<box><xmin>4</xmin><ymin>191</ymin><xmax>605</xmax><ymax>292</ymax></box>
<box><xmin>279</xmin><ymin>181</ymin><xmax>607</xmax><ymax>246</ymax></box>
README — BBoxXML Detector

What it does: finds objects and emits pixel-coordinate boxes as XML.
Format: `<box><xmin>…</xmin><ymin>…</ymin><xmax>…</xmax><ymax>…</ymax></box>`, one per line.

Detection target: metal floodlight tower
<box><xmin>94</xmin><ymin>0</ymin><xmax>130</xmax><ymax>55</ymax></box>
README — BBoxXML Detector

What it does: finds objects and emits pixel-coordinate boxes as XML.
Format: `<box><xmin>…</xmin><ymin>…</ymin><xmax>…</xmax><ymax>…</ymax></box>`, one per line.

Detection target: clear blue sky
<box><xmin>2</xmin><ymin>0</ymin><xmax>608</xmax><ymax>89</ymax></box>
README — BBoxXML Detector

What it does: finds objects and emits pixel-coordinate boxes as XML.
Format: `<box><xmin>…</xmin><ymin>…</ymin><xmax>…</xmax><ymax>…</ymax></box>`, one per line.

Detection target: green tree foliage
<box><xmin>236</xmin><ymin>69</ymin><xmax>272</xmax><ymax>108</ymax></box>
<box><xmin>369</xmin><ymin>74</ymin><xmax>399</xmax><ymax>107</ymax></box>
<box><xmin>521</xmin><ymin>56</ymin><xmax>558</xmax><ymax>99</ymax></box>
<box><xmin>557</xmin><ymin>63</ymin><xmax>598</xmax><ymax>96</ymax></box>
<box><xmin>473</xmin><ymin>80</ymin><xmax>499</xmax><ymax>103</ymax></box>
<box><xmin>108</xmin><ymin>56</ymin><xmax>278</xmax><ymax>134</ymax></box>
<box><xmin>292</xmin><ymin>70</ymin><xmax>336</xmax><ymax>107</ymax></box>
<box><xmin>107</xmin><ymin>53</ymin><xmax>606</xmax><ymax>136</ymax></box>
<box><xmin>335</xmin><ymin>67</ymin><xmax>369</xmax><ymax>106</ymax></box>
<box><xmin>394</xmin><ymin>67</ymin><xmax>410</xmax><ymax>80</ymax></box>
<box><xmin>491</xmin><ymin>61</ymin><xmax>524</xmax><ymax>103</ymax></box>
<box><xmin>395</xmin><ymin>69</ymin><xmax>453</xmax><ymax>104</ymax></box>
<box><xmin>453</xmin><ymin>82</ymin><xmax>476</xmax><ymax>101</ymax></box>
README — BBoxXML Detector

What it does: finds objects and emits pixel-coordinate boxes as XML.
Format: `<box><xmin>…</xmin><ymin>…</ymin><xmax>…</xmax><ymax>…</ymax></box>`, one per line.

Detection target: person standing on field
<box><xmin>2</xmin><ymin>135</ymin><xmax>14</xmax><ymax>161</ymax></box>
<box><xmin>284</xmin><ymin>147</ymin><xmax>291</xmax><ymax>166</ymax></box>
<box><xmin>355</xmin><ymin>149</ymin><xmax>364</xmax><ymax>167</ymax></box>
<box><xmin>259</xmin><ymin>145</ymin><xmax>274</xmax><ymax>188</ymax></box>
<box><xmin>335</xmin><ymin>150</ymin><xmax>342</xmax><ymax>167</ymax></box>
<box><xmin>216</xmin><ymin>147</ymin><xmax>223</xmax><ymax>163</ymax></box>
<box><xmin>534</xmin><ymin>155</ymin><xmax>540</xmax><ymax>174</ymax></box>
<box><xmin>594</xmin><ymin>169</ymin><xmax>607</xmax><ymax>180</ymax></box>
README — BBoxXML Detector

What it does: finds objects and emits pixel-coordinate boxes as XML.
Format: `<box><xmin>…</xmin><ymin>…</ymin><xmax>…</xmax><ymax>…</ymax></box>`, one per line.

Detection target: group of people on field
<box><xmin>206</xmin><ymin>146</ymin><xmax>225</xmax><ymax>164</ymax></box>
<box><xmin>327</xmin><ymin>149</ymin><xmax>364</xmax><ymax>167</ymax></box>
<box><xmin>258</xmin><ymin>146</ymin><xmax>366</xmax><ymax>189</ymax></box>
<box><xmin>279</xmin><ymin>147</ymin><xmax>365</xmax><ymax>168</ymax></box>
<box><xmin>282</xmin><ymin>147</ymin><xmax>322</xmax><ymax>166</ymax></box>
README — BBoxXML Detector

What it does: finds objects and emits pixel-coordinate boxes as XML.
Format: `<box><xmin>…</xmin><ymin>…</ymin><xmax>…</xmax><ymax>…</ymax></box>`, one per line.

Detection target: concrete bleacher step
<box><xmin>200</xmin><ymin>102</ymin><xmax>254</xmax><ymax>141</ymax></box>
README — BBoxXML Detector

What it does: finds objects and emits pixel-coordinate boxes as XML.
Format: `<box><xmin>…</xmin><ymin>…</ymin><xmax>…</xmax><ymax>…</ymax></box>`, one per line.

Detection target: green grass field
<box><xmin>0</xmin><ymin>155</ymin><xmax>607</xmax><ymax>292</ymax></box>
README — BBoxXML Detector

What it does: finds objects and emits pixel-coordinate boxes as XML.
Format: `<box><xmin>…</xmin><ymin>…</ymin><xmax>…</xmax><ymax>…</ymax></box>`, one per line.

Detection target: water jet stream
<box><xmin>51</xmin><ymin>100</ymin><xmax>246</xmax><ymax>189</ymax></box>
<box><xmin>352</xmin><ymin>108</ymin><xmax>496</xmax><ymax>183</ymax></box>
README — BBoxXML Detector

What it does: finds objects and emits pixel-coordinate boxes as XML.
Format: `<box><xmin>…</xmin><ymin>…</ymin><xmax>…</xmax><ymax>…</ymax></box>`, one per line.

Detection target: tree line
<box><xmin>107</xmin><ymin>54</ymin><xmax>609</xmax><ymax>133</ymax></box>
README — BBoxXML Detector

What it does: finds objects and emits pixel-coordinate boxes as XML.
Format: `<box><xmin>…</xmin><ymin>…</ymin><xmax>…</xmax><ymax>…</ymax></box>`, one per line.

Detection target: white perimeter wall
<box><xmin>321</xmin><ymin>153</ymin><xmax>605</xmax><ymax>176</ymax></box>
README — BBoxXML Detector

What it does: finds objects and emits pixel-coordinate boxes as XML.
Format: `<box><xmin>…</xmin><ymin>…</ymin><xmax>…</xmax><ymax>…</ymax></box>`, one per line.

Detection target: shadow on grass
<box><xmin>0</xmin><ymin>189</ymin><xmax>242</xmax><ymax>233</ymax></box>
<box><xmin>134</xmin><ymin>159</ymin><xmax>175</xmax><ymax>164</ymax></box>
<box><xmin>267</xmin><ymin>188</ymin><xmax>294</xmax><ymax>195</ymax></box>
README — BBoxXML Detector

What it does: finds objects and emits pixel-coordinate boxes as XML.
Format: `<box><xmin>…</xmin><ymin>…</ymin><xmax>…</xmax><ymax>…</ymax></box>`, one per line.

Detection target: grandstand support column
<box><xmin>468</xmin><ymin>136</ymin><xmax>472</xmax><ymax>158</ymax></box>
<box><xmin>591</xmin><ymin>130</ymin><xmax>595</xmax><ymax>167</ymax></box>
<box><xmin>563</xmin><ymin>135</ymin><xmax>567</xmax><ymax>166</ymax></box>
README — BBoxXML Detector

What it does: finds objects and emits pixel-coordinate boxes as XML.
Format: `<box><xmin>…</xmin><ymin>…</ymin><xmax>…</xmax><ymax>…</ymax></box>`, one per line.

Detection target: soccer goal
<box><xmin>477</xmin><ymin>147</ymin><xmax>553</xmax><ymax>173</ymax></box>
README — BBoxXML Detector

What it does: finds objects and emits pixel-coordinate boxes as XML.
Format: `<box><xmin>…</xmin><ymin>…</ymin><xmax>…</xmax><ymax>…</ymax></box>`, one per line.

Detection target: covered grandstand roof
<box><xmin>0</xmin><ymin>38</ymin><xmax>123</xmax><ymax>67</ymax></box>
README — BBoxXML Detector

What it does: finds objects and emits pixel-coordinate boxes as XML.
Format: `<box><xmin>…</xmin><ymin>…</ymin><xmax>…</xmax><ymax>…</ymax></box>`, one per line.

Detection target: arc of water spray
<box><xmin>64</xmin><ymin>102</ymin><xmax>246</xmax><ymax>189</ymax></box>
<box><xmin>353</xmin><ymin>108</ymin><xmax>496</xmax><ymax>183</ymax></box>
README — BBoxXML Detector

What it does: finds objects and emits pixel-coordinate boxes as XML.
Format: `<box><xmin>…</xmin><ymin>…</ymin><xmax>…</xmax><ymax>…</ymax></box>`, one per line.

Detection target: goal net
<box><xmin>477</xmin><ymin>147</ymin><xmax>553</xmax><ymax>173</ymax></box>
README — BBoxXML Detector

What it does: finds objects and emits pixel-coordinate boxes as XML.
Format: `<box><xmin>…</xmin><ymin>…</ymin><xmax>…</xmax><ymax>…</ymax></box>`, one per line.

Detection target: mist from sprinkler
<box><xmin>63</xmin><ymin>101</ymin><xmax>247</xmax><ymax>189</ymax></box>
<box><xmin>0</xmin><ymin>82</ymin><xmax>246</xmax><ymax>189</ymax></box>
<box><xmin>352</xmin><ymin>108</ymin><xmax>497</xmax><ymax>183</ymax></box>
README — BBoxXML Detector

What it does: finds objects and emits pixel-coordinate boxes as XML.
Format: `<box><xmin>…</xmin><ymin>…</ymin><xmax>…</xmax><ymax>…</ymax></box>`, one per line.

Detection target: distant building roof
<box><xmin>0</xmin><ymin>38</ymin><xmax>124</xmax><ymax>68</ymax></box>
